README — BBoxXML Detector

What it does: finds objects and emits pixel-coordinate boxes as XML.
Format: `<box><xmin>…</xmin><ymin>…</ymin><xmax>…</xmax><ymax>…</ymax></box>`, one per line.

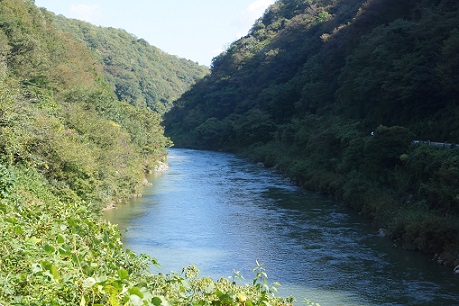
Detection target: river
<box><xmin>104</xmin><ymin>148</ymin><xmax>459</xmax><ymax>305</ymax></box>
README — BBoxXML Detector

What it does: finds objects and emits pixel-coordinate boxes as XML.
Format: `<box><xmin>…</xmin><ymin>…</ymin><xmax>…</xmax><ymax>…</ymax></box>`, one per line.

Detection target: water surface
<box><xmin>104</xmin><ymin>148</ymin><xmax>459</xmax><ymax>305</ymax></box>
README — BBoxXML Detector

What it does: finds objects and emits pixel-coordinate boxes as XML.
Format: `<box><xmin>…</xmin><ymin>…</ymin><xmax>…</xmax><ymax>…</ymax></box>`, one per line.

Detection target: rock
<box><xmin>154</xmin><ymin>162</ymin><xmax>169</xmax><ymax>172</ymax></box>
<box><xmin>102</xmin><ymin>203</ymin><xmax>116</xmax><ymax>211</ymax></box>
<box><xmin>142</xmin><ymin>178</ymin><xmax>152</xmax><ymax>187</ymax></box>
<box><xmin>437</xmin><ymin>255</ymin><xmax>446</xmax><ymax>265</ymax></box>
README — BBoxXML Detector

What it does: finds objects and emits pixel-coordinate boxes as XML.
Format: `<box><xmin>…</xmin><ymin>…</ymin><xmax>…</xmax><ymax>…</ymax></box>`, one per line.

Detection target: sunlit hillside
<box><xmin>52</xmin><ymin>15</ymin><xmax>209</xmax><ymax>114</ymax></box>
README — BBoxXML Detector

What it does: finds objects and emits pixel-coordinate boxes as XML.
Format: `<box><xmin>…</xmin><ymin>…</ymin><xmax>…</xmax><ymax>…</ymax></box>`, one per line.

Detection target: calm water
<box><xmin>104</xmin><ymin>148</ymin><xmax>459</xmax><ymax>305</ymax></box>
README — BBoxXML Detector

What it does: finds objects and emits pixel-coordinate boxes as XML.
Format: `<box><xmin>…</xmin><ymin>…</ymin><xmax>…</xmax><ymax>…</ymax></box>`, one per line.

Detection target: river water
<box><xmin>104</xmin><ymin>148</ymin><xmax>459</xmax><ymax>305</ymax></box>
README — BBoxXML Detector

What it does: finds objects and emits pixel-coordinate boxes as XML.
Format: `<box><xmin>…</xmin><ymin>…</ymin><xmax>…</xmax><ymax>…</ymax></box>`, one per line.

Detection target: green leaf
<box><xmin>83</xmin><ymin>277</ymin><xmax>97</xmax><ymax>288</ymax></box>
<box><xmin>58</xmin><ymin>245</ymin><xmax>72</xmax><ymax>257</ymax></box>
<box><xmin>14</xmin><ymin>225</ymin><xmax>24</xmax><ymax>235</ymax></box>
<box><xmin>72</xmin><ymin>254</ymin><xmax>82</xmax><ymax>264</ymax></box>
<box><xmin>57</xmin><ymin>234</ymin><xmax>65</xmax><ymax>244</ymax></box>
<box><xmin>128</xmin><ymin>287</ymin><xmax>144</xmax><ymax>298</ymax></box>
<box><xmin>28</xmin><ymin>236</ymin><xmax>41</xmax><ymax>244</ymax></box>
<box><xmin>152</xmin><ymin>297</ymin><xmax>162</xmax><ymax>306</ymax></box>
<box><xmin>40</xmin><ymin>260</ymin><xmax>52</xmax><ymax>271</ymax></box>
<box><xmin>51</xmin><ymin>265</ymin><xmax>60</xmax><ymax>280</ymax></box>
<box><xmin>112</xmin><ymin>280</ymin><xmax>123</xmax><ymax>291</ymax></box>
<box><xmin>44</xmin><ymin>244</ymin><xmax>55</xmax><ymax>254</ymax></box>
<box><xmin>117</xmin><ymin>269</ymin><xmax>129</xmax><ymax>280</ymax></box>
<box><xmin>96</xmin><ymin>275</ymin><xmax>108</xmax><ymax>283</ymax></box>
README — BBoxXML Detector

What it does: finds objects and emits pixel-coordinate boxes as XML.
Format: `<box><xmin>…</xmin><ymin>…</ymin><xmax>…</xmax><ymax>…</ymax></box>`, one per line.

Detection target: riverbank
<box><xmin>241</xmin><ymin>134</ymin><xmax>459</xmax><ymax>271</ymax></box>
<box><xmin>103</xmin><ymin>161</ymin><xmax>170</xmax><ymax>211</ymax></box>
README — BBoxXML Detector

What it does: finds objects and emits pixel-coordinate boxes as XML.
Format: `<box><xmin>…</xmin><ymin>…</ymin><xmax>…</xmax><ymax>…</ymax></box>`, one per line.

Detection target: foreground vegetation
<box><xmin>0</xmin><ymin>164</ymin><xmax>293</xmax><ymax>305</ymax></box>
<box><xmin>1</xmin><ymin>0</ymin><xmax>292</xmax><ymax>304</ymax></box>
<box><xmin>165</xmin><ymin>0</ymin><xmax>459</xmax><ymax>265</ymax></box>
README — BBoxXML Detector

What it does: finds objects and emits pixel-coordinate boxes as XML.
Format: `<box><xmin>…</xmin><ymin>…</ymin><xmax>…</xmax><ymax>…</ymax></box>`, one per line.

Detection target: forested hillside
<box><xmin>0</xmin><ymin>0</ymin><xmax>291</xmax><ymax>304</ymax></box>
<box><xmin>51</xmin><ymin>15</ymin><xmax>209</xmax><ymax>114</ymax></box>
<box><xmin>165</xmin><ymin>0</ymin><xmax>459</xmax><ymax>265</ymax></box>
<box><xmin>1</xmin><ymin>0</ymin><xmax>170</xmax><ymax>207</ymax></box>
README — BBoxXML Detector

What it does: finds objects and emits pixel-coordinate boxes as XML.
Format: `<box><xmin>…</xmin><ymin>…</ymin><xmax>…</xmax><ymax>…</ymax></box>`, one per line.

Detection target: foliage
<box><xmin>166</xmin><ymin>0</ymin><xmax>459</xmax><ymax>145</ymax></box>
<box><xmin>0</xmin><ymin>0</ymin><xmax>173</xmax><ymax>205</ymax></box>
<box><xmin>164</xmin><ymin>0</ymin><xmax>459</xmax><ymax>262</ymax></box>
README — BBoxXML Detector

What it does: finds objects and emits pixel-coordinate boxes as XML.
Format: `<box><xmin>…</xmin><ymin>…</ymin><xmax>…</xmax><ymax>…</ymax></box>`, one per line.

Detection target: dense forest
<box><xmin>51</xmin><ymin>15</ymin><xmax>209</xmax><ymax>114</ymax></box>
<box><xmin>0</xmin><ymin>0</ymin><xmax>291</xmax><ymax>304</ymax></box>
<box><xmin>165</xmin><ymin>0</ymin><xmax>459</xmax><ymax>266</ymax></box>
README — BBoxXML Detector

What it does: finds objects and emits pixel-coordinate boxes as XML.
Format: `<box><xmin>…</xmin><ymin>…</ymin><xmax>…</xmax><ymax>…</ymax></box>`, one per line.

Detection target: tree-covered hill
<box><xmin>51</xmin><ymin>15</ymin><xmax>209</xmax><ymax>114</ymax></box>
<box><xmin>165</xmin><ymin>0</ymin><xmax>459</xmax><ymax>265</ymax></box>
<box><xmin>1</xmin><ymin>0</ymin><xmax>170</xmax><ymax>207</ymax></box>
<box><xmin>1</xmin><ymin>0</ymin><xmax>291</xmax><ymax>304</ymax></box>
<box><xmin>166</xmin><ymin>0</ymin><xmax>459</xmax><ymax>146</ymax></box>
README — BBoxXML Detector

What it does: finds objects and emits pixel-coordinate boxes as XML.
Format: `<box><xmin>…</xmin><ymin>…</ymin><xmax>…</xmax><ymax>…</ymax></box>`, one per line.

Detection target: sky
<box><xmin>34</xmin><ymin>0</ymin><xmax>276</xmax><ymax>66</ymax></box>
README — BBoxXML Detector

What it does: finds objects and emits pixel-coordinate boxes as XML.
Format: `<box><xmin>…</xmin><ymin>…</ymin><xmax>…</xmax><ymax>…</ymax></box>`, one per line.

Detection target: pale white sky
<box><xmin>34</xmin><ymin>0</ymin><xmax>276</xmax><ymax>66</ymax></box>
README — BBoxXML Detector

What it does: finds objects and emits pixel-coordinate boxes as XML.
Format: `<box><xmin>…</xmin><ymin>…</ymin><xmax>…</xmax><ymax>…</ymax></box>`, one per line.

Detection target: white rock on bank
<box><xmin>153</xmin><ymin>162</ymin><xmax>169</xmax><ymax>172</ymax></box>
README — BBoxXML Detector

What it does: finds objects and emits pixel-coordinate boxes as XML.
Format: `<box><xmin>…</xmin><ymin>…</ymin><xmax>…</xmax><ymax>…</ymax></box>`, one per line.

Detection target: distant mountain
<box><xmin>164</xmin><ymin>0</ymin><xmax>459</xmax><ymax>264</ymax></box>
<box><xmin>52</xmin><ymin>15</ymin><xmax>209</xmax><ymax>114</ymax></box>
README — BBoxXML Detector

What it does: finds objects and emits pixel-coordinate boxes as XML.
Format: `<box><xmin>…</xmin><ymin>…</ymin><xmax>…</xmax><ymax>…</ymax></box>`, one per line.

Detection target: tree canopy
<box><xmin>166</xmin><ymin>0</ymin><xmax>459</xmax><ymax>147</ymax></box>
<box><xmin>52</xmin><ymin>15</ymin><xmax>209</xmax><ymax>114</ymax></box>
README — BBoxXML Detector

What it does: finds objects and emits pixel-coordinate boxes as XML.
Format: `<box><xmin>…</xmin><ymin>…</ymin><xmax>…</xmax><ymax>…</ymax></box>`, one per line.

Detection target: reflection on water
<box><xmin>104</xmin><ymin>148</ymin><xmax>459</xmax><ymax>305</ymax></box>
